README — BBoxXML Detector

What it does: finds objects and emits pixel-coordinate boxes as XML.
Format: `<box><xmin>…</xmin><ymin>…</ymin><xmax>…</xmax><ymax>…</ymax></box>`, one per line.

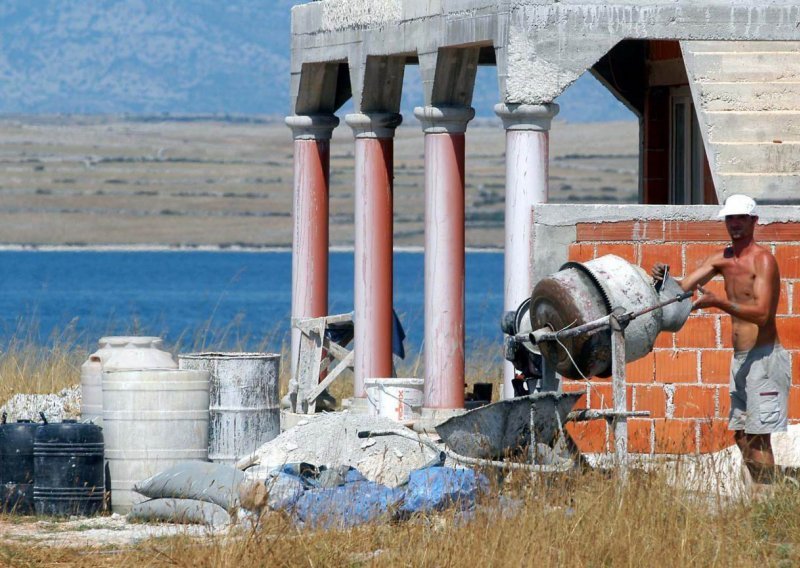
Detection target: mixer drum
<box><xmin>530</xmin><ymin>255</ymin><xmax>663</xmax><ymax>379</ymax></box>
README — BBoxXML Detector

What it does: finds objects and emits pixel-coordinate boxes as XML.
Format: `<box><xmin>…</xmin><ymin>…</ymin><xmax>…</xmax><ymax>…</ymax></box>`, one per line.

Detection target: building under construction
<box><xmin>287</xmin><ymin>1</ymin><xmax>800</xmax><ymax>456</ymax></box>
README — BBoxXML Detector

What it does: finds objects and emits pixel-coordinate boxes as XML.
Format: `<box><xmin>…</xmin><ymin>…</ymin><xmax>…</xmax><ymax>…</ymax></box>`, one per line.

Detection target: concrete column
<box><xmin>494</xmin><ymin>103</ymin><xmax>559</xmax><ymax>399</ymax></box>
<box><xmin>345</xmin><ymin>112</ymin><xmax>403</xmax><ymax>400</ymax></box>
<box><xmin>415</xmin><ymin>105</ymin><xmax>475</xmax><ymax>415</ymax></box>
<box><xmin>286</xmin><ymin>114</ymin><xmax>339</xmax><ymax>381</ymax></box>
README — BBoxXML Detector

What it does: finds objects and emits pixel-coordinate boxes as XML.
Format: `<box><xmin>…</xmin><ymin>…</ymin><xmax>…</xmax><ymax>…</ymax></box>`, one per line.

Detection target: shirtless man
<box><xmin>653</xmin><ymin>194</ymin><xmax>790</xmax><ymax>483</ymax></box>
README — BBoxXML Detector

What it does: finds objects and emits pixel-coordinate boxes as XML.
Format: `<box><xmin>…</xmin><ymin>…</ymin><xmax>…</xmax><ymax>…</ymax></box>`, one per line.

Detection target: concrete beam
<box><xmin>418</xmin><ymin>47</ymin><xmax>481</xmax><ymax>107</ymax></box>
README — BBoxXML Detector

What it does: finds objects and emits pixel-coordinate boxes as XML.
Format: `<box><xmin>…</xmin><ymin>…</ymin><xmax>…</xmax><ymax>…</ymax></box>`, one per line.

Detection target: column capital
<box><xmin>345</xmin><ymin>112</ymin><xmax>403</xmax><ymax>139</ymax></box>
<box><xmin>414</xmin><ymin>106</ymin><xmax>475</xmax><ymax>135</ymax></box>
<box><xmin>494</xmin><ymin>103</ymin><xmax>560</xmax><ymax>132</ymax></box>
<box><xmin>285</xmin><ymin>114</ymin><xmax>340</xmax><ymax>141</ymax></box>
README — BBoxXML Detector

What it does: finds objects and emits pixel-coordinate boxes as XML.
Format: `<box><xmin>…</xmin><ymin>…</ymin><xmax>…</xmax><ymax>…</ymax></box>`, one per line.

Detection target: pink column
<box><xmin>285</xmin><ymin>114</ymin><xmax>339</xmax><ymax>380</ymax></box>
<box><xmin>415</xmin><ymin>106</ymin><xmax>475</xmax><ymax>413</ymax></box>
<box><xmin>494</xmin><ymin>103</ymin><xmax>559</xmax><ymax>399</ymax></box>
<box><xmin>345</xmin><ymin>113</ymin><xmax>403</xmax><ymax>400</ymax></box>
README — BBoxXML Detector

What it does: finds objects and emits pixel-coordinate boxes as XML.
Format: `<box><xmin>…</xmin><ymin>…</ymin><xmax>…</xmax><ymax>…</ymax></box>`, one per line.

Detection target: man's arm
<box><xmin>694</xmin><ymin>253</ymin><xmax>778</xmax><ymax>326</ymax></box>
<box><xmin>652</xmin><ymin>253</ymin><xmax>720</xmax><ymax>292</ymax></box>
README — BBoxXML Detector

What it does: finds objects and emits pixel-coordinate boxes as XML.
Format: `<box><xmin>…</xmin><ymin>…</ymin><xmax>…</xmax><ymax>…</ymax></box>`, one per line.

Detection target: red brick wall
<box><xmin>562</xmin><ymin>219</ymin><xmax>800</xmax><ymax>455</ymax></box>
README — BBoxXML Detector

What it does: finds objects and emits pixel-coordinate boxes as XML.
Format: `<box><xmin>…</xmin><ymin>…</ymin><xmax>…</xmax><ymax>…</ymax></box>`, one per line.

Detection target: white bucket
<box><xmin>364</xmin><ymin>378</ymin><xmax>423</xmax><ymax>424</ymax></box>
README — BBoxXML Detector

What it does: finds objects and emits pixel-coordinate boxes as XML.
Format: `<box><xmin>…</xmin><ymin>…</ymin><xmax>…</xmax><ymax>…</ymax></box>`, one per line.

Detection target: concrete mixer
<box><xmin>502</xmin><ymin>254</ymin><xmax>693</xmax><ymax>469</ymax></box>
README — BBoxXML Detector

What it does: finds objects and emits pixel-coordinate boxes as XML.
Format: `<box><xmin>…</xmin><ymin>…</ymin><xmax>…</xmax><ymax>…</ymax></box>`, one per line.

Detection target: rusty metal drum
<box><xmin>178</xmin><ymin>353</ymin><xmax>280</xmax><ymax>465</ymax></box>
<box><xmin>530</xmin><ymin>255</ymin><xmax>664</xmax><ymax>379</ymax></box>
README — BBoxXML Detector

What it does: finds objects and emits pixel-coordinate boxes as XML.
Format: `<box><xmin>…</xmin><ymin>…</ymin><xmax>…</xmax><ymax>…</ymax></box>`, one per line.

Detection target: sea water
<box><xmin>0</xmin><ymin>251</ymin><xmax>505</xmax><ymax>355</ymax></box>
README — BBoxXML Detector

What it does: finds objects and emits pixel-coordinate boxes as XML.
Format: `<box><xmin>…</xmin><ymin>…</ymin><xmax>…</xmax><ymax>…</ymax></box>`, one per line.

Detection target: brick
<box><xmin>634</xmin><ymin>385</ymin><xmax>666</xmax><ymax>418</ymax></box>
<box><xmin>565</xmin><ymin>420</ymin><xmax>608</xmax><ymax>454</ymax></box>
<box><xmin>654</xmin><ymin>419</ymin><xmax>698</xmax><ymax>454</ymax></box>
<box><xmin>595</xmin><ymin>243</ymin><xmax>637</xmax><ymax>264</ymax></box>
<box><xmin>627</xmin><ymin>352</ymin><xmax>655</xmax><ymax>383</ymax></box>
<box><xmin>700</xmin><ymin>350</ymin><xmax>732</xmax><ymax>384</ymax></box>
<box><xmin>794</xmin><ymin>352</ymin><xmax>800</xmax><ymax>383</ymax></box>
<box><xmin>793</xmin><ymin>283</ymin><xmax>800</xmax><ymax>315</ymax></box>
<box><xmin>628</xmin><ymin>418</ymin><xmax>654</xmax><ymax>454</ymax></box>
<box><xmin>684</xmin><ymin>243</ymin><xmax>725</xmax><ymax>273</ymax></box>
<box><xmin>674</xmin><ymin>317</ymin><xmax>717</xmax><ymax>348</ymax></box>
<box><xmin>756</xmin><ymin>222</ymin><xmax>800</xmax><ymax>242</ymax></box>
<box><xmin>576</xmin><ymin>221</ymin><xmax>661</xmax><ymax>242</ymax></box>
<box><xmin>562</xmin><ymin>380</ymin><xmax>588</xmax><ymax>410</ymax></box>
<box><xmin>640</xmin><ymin>243</ymin><xmax>683</xmax><ymax>277</ymax></box>
<box><xmin>718</xmin><ymin>387</ymin><xmax>731</xmax><ymax>419</ymax></box>
<box><xmin>698</xmin><ymin>420</ymin><xmax>735</xmax><ymax>453</ymax></box>
<box><xmin>568</xmin><ymin>242</ymin><xmax>595</xmax><ymax>263</ymax></box>
<box><xmin>654</xmin><ymin>350</ymin><xmax>699</xmax><ymax>383</ymax></box>
<box><xmin>720</xmin><ymin>317</ymin><xmax>733</xmax><ymax>348</ymax></box>
<box><xmin>654</xmin><ymin>330</ymin><xmax>674</xmax><ymax>349</ymax></box>
<box><xmin>673</xmin><ymin>385</ymin><xmax>717</xmax><ymax>419</ymax></box>
<box><xmin>775</xmin><ymin>245</ymin><xmax>800</xmax><ymax>278</ymax></box>
<box><xmin>777</xmin><ymin>281</ymin><xmax>791</xmax><ymax>316</ymax></box>
<box><xmin>694</xmin><ymin>280</ymin><xmax>727</xmax><ymax>316</ymax></box>
<box><xmin>665</xmin><ymin>220</ymin><xmax>730</xmax><ymax>242</ymax></box>
<box><xmin>588</xmin><ymin>383</ymin><xmax>632</xmax><ymax>411</ymax></box>
<box><xmin>790</xmin><ymin>387</ymin><xmax>800</xmax><ymax>420</ymax></box>
<box><xmin>776</xmin><ymin>317</ymin><xmax>800</xmax><ymax>349</ymax></box>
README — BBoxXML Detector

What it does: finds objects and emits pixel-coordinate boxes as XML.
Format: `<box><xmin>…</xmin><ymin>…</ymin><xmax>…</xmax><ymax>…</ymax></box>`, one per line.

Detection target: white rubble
<box><xmin>238</xmin><ymin>411</ymin><xmax>439</xmax><ymax>487</ymax></box>
<box><xmin>0</xmin><ymin>385</ymin><xmax>81</xmax><ymax>423</ymax></box>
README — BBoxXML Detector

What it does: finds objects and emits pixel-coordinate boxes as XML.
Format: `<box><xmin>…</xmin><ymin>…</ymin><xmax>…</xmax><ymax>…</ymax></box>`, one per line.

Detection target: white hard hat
<box><xmin>718</xmin><ymin>194</ymin><xmax>757</xmax><ymax>218</ymax></box>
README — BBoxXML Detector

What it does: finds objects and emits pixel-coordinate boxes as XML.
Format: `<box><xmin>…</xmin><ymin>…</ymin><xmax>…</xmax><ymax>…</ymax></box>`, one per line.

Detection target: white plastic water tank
<box><xmin>79</xmin><ymin>337</ymin><xmax>177</xmax><ymax>425</ymax></box>
<box><xmin>102</xmin><ymin>369</ymin><xmax>209</xmax><ymax>514</ymax></box>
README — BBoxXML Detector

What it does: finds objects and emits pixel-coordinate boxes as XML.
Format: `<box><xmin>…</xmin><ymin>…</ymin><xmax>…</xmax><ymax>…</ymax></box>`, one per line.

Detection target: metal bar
<box><xmin>522</xmin><ymin>290</ymin><xmax>694</xmax><ymax>345</ymax></box>
<box><xmin>567</xmin><ymin>409</ymin><xmax>649</xmax><ymax>422</ymax></box>
<box><xmin>306</xmin><ymin>350</ymin><xmax>355</xmax><ymax>404</ymax></box>
<box><xmin>611</xmin><ymin>327</ymin><xmax>628</xmax><ymax>478</ymax></box>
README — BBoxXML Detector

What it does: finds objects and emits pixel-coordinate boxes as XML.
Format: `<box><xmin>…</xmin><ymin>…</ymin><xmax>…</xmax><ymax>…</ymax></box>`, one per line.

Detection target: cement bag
<box><xmin>128</xmin><ymin>498</ymin><xmax>231</xmax><ymax>527</ymax></box>
<box><xmin>238</xmin><ymin>472</ymin><xmax>305</xmax><ymax>512</ymax></box>
<box><xmin>294</xmin><ymin>481</ymin><xmax>405</xmax><ymax>529</ymax></box>
<box><xmin>399</xmin><ymin>467</ymin><xmax>489</xmax><ymax>514</ymax></box>
<box><xmin>134</xmin><ymin>462</ymin><xmax>245</xmax><ymax>510</ymax></box>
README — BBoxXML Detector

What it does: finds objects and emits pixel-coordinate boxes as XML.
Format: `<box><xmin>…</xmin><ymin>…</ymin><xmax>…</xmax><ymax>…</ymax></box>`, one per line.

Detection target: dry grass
<box><xmin>3</xmin><ymin>469</ymin><xmax>800</xmax><ymax>566</ymax></box>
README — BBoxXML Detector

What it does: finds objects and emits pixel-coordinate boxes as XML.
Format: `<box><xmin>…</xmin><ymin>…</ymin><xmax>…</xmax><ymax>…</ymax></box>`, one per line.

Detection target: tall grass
<box><xmin>3</xmin><ymin>469</ymin><xmax>800</xmax><ymax>566</ymax></box>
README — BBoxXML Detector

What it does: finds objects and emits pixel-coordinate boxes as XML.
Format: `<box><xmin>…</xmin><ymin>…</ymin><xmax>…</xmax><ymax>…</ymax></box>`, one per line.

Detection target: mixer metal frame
<box><xmin>530</xmin><ymin>290</ymin><xmax>692</xmax><ymax>474</ymax></box>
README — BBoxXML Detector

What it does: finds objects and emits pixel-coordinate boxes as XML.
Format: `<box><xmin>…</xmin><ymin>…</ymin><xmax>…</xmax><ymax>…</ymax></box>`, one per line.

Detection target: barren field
<box><xmin>0</xmin><ymin>116</ymin><xmax>638</xmax><ymax>248</ymax></box>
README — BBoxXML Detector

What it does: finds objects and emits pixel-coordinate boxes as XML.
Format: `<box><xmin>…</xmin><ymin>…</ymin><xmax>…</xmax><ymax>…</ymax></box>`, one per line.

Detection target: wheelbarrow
<box><xmin>435</xmin><ymin>391</ymin><xmax>585</xmax><ymax>461</ymax></box>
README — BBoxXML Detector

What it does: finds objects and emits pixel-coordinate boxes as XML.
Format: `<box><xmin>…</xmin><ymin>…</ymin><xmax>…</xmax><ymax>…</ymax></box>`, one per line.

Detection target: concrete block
<box><xmin>402</xmin><ymin>0</ymin><xmax>442</xmax><ymax>21</ymax></box>
<box><xmin>713</xmin><ymin>142</ymin><xmax>800</xmax><ymax>175</ymax></box>
<box><xmin>698</xmin><ymin>82</ymin><xmax>800</xmax><ymax>113</ymax></box>
<box><xmin>691</xmin><ymin>52</ymin><xmax>800</xmax><ymax>83</ymax></box>
<box><xmin>715</xmin><ymin>173</ymin><xmax>800</xmax><ymax>202</ymax></box>
<box><xmin>685</xmin><ymin>40</ymin><xmax>800</xmax><ymax>54</ymax></box>
<box><xmin>705</xmin><ymin>111</ymin><xmax>800</xmax><ymax>143</ymax></box>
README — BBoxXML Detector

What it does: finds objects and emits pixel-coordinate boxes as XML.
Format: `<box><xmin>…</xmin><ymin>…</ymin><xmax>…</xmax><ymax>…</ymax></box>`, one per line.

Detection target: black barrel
<box><xmin>33</xmin><ymin>421</ymin><xmax>104</xmax><ymax>517</ymax></box>
<box><xmin>0</xmin><ymin>419</ymin><xmax>37</xmax><ymax>514</ymax></box>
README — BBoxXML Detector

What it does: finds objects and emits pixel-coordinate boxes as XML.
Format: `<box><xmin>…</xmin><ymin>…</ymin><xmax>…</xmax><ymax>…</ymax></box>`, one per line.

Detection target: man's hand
<box><xmin>651</xmin><ymin>263</ymin><xmax>669</xmax><ymax>282</ymax></box>
<box><xmin>692</xmin><ymin>286</ymin><xmax>720</xmax><ymax>311</ymax></box>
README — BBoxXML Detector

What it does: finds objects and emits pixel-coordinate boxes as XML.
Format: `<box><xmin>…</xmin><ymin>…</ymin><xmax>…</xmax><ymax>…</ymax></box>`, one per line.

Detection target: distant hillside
<box><xmin>0</xmin><ymin>1</ymin><xmax>634</xmax><ymax>122</ymax></box>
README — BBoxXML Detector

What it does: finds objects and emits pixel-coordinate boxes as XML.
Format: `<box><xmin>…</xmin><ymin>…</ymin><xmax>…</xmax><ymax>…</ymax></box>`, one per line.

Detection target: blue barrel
<box><xmin>33</xmin><ymin>421</ymin><xmax>104</xmax><ymax>517</ymax></box>
<box><xmin>0</xmin><ymin>419</ymin><xmax>37</xmax><ymax>514</ymax></box>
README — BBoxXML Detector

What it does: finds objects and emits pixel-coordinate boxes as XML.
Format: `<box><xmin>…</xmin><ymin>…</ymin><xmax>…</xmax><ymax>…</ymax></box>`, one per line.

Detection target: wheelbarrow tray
<box><xmin>435</xmin><ymin>391</ymin><xmax>585</xmax><ymax>460</ymax></box>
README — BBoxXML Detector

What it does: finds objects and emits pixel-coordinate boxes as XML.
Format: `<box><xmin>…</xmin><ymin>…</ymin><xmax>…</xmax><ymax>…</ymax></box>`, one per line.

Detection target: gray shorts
<box><xmin>728</xmin><ymin>343</ymin><xmax>791</xmax><ymax>435</ymax></box>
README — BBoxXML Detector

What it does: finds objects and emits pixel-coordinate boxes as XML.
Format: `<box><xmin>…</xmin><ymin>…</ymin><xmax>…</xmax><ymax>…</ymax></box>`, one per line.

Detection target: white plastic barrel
<box><xmin>102</xmin><ymin>369</ymin><xmax>209</xmax><ymax>514</ymax></box>
<box><xmin>80</xmin><ymin>336</ymin><xmax>177</xmax><ymax>425</ymax></box>
<box><xmin>178</xmin><ymin>352</ymin><xmax>281</xmax><ymax>465</ymax></box>
<box><xmin>364</xmin><ymin>378</ymin><xmax>424</xmax><ymax>425</ymax></box>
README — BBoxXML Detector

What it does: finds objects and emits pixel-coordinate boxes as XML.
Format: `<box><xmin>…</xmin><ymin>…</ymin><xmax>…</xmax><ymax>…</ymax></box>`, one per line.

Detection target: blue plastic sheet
<box><xmin>263</xmin><ymin>464</ymin><xmax>487</xmax><ymax>529</ymax></box>
<box><xmin>294</xmin><ymin>481</ymin><xmax>405</xmax><ymax>529</ymax></box>
<box><xmin>400</xmin><ymin>467</ymin><xmax>490</xmax><ymax>514</ymax></box>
